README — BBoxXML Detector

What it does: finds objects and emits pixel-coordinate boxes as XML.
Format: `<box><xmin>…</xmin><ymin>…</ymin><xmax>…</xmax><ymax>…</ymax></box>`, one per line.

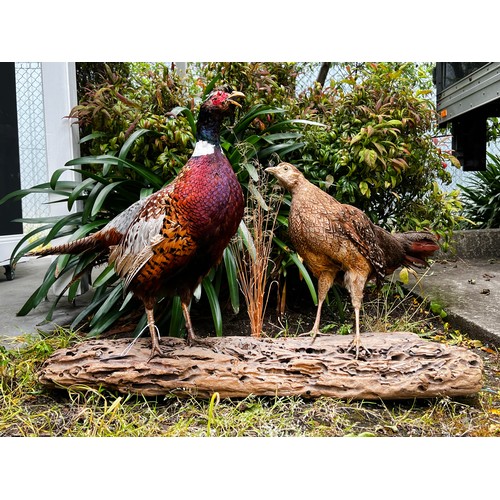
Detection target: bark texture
<box><xmin>38</xmin><ymin>332</ymin><xmax>483</xmax><ymax>400</ymax></box>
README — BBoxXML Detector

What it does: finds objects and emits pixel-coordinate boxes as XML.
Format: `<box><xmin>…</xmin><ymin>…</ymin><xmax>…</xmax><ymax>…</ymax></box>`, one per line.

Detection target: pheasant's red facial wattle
<box><xmin>210</xmin><ymin>90</ymin><xmax>228</xmax><ymax>107</ymax></box>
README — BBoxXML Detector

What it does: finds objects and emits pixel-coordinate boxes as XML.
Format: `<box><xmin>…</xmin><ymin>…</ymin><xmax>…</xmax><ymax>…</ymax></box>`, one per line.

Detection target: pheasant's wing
<box><xmin>96</xmin><ymin>197</ymin><xmax>149</xmax><ymax>247</ymax></box>
<box><xmin>110</xmin><ymin>187</ymin><xmax>197</xmax><ymax>290</ymax></box>
<box><xmin>327</xmin><ymin>204</ymin><xmax>386</xmax><ymax>280</ymax></box>
<box><xmin>105</xmin><ymin>198</ymin><xmax>148</xmax><ymax>235</ymax></box>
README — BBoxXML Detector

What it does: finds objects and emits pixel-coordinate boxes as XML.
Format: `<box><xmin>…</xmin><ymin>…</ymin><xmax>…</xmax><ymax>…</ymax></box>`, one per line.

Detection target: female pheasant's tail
<box><xmin>399</xmin><ymin>231</ymin><xmax>441</xmax><ymax>268</ymax></box>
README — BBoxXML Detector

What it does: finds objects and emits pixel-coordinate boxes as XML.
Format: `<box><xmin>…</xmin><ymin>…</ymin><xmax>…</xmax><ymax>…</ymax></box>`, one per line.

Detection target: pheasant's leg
<box><xmin>304</xmin><ymin>271</ymin><xmax>335</xmax><ymax>342</ymax></box>
<box><xmin>344</xmin><ymin>270</ymin><xmax>370</xmax><ymax>358</ymax></box>
<box><xmin>181</xmin><ymin>300</ymin><xmax>198</xmax><ymax>346</ymax></box>
<box><xmin>146</xmin><ymin>306</ymin><xmax>163</xmax><ymax>360</ymax></box>
<box><xmin>351</xmin><ymin>306</ymin><xmax>362</xmax><ymax>358</ymax></box>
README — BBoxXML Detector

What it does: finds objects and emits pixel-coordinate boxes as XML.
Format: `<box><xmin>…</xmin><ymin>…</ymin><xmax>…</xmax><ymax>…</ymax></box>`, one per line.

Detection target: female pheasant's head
<box><xmin>196</xmin><ymin>87</ymin><xmax>244</xmax><ymax>145</ymax></box>
<box><xmin>265</xmin><ymin>162</ymin><xmax>304</xmax><ymax>191</ymax></box>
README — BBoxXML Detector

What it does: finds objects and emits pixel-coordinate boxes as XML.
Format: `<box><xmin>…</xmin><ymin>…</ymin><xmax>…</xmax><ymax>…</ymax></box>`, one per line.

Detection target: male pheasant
<box><xmin>266</xmin><ymin>162</ymin><xmax>440</xmax><ymax>358</ymax></box>
<box><xmin>31</xmin><ymin>88</ymin><xmax>245</xmax><ymax>359</ymax></box>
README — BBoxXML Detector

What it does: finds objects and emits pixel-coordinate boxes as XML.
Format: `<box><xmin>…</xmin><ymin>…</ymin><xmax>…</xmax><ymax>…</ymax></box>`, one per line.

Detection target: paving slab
<box><xmin>407</xmin><ymin>258</ymin><xmax>500</xmax><ymax>346</ymax></box>
<box><xmin>0</xmin><ymin>257</ymin><xmax>93</xmax><ymax>347</ymax></box>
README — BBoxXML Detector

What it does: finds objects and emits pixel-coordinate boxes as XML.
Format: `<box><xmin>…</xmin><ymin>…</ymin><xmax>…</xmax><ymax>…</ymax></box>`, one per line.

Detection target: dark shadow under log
<box><xmin>38</xmin><ymin>332</ymin><xmax>483</xmax><ymax>400</ymax></box>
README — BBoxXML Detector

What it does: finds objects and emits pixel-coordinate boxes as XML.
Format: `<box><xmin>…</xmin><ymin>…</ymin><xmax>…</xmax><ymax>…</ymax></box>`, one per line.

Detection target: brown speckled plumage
<box><xmin>266</xmin><ymin>162</ymin><xmax>440</xmax><ymax>357</ymax></box>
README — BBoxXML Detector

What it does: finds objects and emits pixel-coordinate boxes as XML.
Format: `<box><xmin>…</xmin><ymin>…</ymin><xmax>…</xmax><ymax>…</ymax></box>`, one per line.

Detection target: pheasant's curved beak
<box><xmin>228</xmin><ymin>90</ymin><xmax>245</xmax><ymax>107</ymax></box>
<box><xmin>265</xmin><ymin>166</ymin><xmax>278</xmax><ymax>176</ymax></box>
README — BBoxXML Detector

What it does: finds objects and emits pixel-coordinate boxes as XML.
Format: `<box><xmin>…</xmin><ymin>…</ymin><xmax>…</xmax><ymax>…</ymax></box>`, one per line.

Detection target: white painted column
<box><xmin>41</xmin><ymin>62</ymin><xmax>81</xmax><ymax>217</ymax></box>
<box><xmin>41</xmin><ymin>63</ymin><xmax>89</xmax><ymax>295</ymax></box>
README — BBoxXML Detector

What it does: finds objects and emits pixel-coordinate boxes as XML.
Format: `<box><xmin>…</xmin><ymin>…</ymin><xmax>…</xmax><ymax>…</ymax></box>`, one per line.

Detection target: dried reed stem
<box><xmin>232</xmin><ymin>176</ymin><xmax>281</xmax><ymax>337</ymax></box>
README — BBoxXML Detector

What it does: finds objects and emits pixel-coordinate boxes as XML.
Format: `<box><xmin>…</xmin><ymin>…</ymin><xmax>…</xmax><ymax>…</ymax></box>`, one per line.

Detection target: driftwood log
<box><xmin>38</xmin><ymin>332</ymin><xmax>483</xmax><ymax>400</ymax></box>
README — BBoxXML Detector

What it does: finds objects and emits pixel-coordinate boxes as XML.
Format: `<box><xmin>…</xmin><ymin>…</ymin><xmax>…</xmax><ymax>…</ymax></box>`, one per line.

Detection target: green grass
<box><xmin>2</xmin><ymin>321</ymin><xmax>500</xmax><ymax>437</ymax></box>
<box><xmin>2</xmin><ymin>278</ymin><xmax>500</xmax><ymax>438</ymax></box>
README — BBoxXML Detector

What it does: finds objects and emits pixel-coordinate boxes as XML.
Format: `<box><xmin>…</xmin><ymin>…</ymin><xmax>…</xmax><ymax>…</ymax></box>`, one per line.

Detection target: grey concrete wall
<box><xmin>440</xmin><ymin>229</ymin><xmax>500</xmax><ymax>259</ymax></box>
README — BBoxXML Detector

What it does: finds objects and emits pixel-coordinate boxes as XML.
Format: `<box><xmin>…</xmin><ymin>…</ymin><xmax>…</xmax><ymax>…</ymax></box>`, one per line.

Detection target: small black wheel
<box><xmin>4</xmin><ymin>265</ymin><xmax>15</xmax><ymax>281</ymax></box>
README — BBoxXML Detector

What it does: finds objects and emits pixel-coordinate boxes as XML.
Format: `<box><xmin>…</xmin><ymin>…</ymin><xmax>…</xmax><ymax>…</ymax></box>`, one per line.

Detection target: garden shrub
<box><xmin>459</xmin><ymin>152</ymin><xmax>500</xmax><ymax>228</ymax></box>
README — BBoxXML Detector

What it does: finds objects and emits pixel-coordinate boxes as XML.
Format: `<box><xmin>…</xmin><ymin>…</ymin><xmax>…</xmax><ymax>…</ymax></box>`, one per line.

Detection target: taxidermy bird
<box><xmin>30</xmin><ymin>88</ymin><xmax>245</xmax><ymax>359</ymax></box>
<box><xmin>265</xmin><ymin>162</ymin><xmax>440</xmax><ymax>357</ymax></box>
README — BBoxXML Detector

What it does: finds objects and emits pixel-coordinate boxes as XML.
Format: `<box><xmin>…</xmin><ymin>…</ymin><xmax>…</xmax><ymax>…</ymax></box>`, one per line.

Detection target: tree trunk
<box><xmin>38</xmin><ymin>332</ymin><xmax>483</xmax><ymax>400</ymax></box>
<box><xmin>316</xmin><ymin>62</ymin><xmax>331</xmax><ymax>88</ymax></box>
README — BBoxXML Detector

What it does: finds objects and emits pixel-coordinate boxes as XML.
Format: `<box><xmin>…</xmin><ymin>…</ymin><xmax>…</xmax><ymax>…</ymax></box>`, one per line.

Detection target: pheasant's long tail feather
<box><xmin>28</xmin><ymin>234</ymin><xmax>103</xmax><ymax>257</ymax></box>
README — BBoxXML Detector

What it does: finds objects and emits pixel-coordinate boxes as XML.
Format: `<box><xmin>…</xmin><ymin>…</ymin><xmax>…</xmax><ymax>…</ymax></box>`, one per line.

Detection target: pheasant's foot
<box><xmin>147</xmin><ymin>343</ymin><xmax>165</xmax><ymax>362</ymax></box>
<box><xmin>185</xmin><ymin>329</ymin><xmax>200</xmax><ymax>347</ymax></box>
<box><xmin>345</xmin><ymin>338</ymin><xmax>370</xmax><ymax>359</ymax></box>
<box><xmin>298</xmin><ymin>329</ymin><xmax>324</xmax><ymax>344</ymax></box>
<box><xmin>147</xmin><ymin>324</ymin><xmax>164</xmax><ymax>361</ymax></box>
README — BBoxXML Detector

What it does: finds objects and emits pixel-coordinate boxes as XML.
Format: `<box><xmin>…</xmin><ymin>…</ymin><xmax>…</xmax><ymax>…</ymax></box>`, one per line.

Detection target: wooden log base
<box><xmin>38</xmin><ymin>332</ymin><xmax>484</xmax><ymax>400</ymax></box>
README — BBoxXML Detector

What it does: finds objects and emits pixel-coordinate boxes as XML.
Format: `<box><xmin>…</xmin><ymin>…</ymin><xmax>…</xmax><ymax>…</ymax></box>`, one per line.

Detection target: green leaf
<box><xmin>223</xmin><ymin>247</ymin><xmax>240</xmax><ymax>314</ymax></box>
<box><xmin>91</xmin><ymin>181</ymin><xmax>126</xmax><ymax>217</ymax></box>
<box><xmin>398</xmin><ymin>267</ymin><xmax>409</xmax><ymax>284</ymax></box>
<box><xmin>359</xmin><ymin>181</ymin><xmax>370</xmax><ymax>198</ymax></box>
<box><xmin>243</xmin><ymin>162</ymin><xmax>259</xmax><ymax>182</ymax></box>
<box><xmin>50</xmin><ymin>168</ymin><xmax>74</xmax><ymax>190</ymax></box>
<box><xmin>237</xmin><ymin>220</ymin><xmax>256</xmax><ymax>261</ymax></box>
<box><xmin>202</xmin><ymin>277</ymin><xmax>223</xmax><ymax>337</ymax></box>
<box><xmin>88</xmin><ymin>309</ymin><xmax>126</xmax><ymax>337</ymax></box>
<box><xmin>16</xmin><ymin>259</ymin><xmax>60</xmax><ymax>316</ymax></box>
<box><xmin>259</xmin><ymin>142</ymin><xmax>305</xmax><ymax>159</ymax></box>
<box><xmin>71</xmin><ymin>286</ymin><xmax>110</xmax><ymax>330</ymax></box>
<box><xmin>169</xmin><ymin>296</ymin><xmax>184</xmax><ymax>337</ymax></box>
<box><xmin>93</xmin><ymin>263</ymin><xmax>119</xmax><ymax>288</ymax></box>
<box><xmin>0</xmin><ymin>184</ymin><xmax>70</xmax><ymax>205</ymax></box>
<box><xmin>89</xmin><ymin>284</ymin><xmax>124</xmax><ymax>328</ymax></box>
<box><xmin>118</xmin><ymin>129</ymin><xmax>151</xmax><ymax>160</ymax></box>
<box><xmin>79</xmin><ymin>131</ymin><xmax>108</xmax><ymax>144</ymax></box>
<box><xmin>263</xmin><ymin>132</ymin><xmax>303</xmax><ymax>143</ymax></box>
<box><xmin>232</xmin><ymin>105</ymin><xmax>285</xmax><ymax>137</ymax></box>
<box><xmin>273</xmin><ymin>236</ymin><xmax>317</xmax><ymax>305</ymax></box>
<box><xmin>68</xmin><ymin>177</ymin><xmax>95</xmax><ymax>210</ymax></box>
<box><xmin>43</xmin><ymin>212</ymin><xmax>82</xmax><ymax>246</ymax></box>
<box><xmin>170</xmin><ymin>106</ymin><xmax>196</xmax><ymax>136</ymax></box>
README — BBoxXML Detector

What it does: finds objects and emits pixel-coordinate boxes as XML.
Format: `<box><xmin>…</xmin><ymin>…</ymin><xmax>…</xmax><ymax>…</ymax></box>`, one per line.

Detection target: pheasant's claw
<box><xmin>147</xmin><ymin>344</ymin><xmax>165</xmax><ymax>362</ymax></box>
<box><xmin>298</xmin><ymin>329</ymin><xmax>322</xmax><ymax>343</ymax></box>
<box><xmin>147</xmin><ymin>323</ymin><xmax>164</xmax><ymax>362</ymax></box>
<box><xmin>185</xmin><ymin>330</ymin><xmax>200</xmax><ymax>347</ymax></box>
<box><xmin>346</xmin><ymin>339</ymin><xmax>370</xmax><ymax>359</ymax></box>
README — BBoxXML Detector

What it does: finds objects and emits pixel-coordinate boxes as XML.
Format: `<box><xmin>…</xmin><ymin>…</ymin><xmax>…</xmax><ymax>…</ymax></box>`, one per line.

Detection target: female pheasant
<box><xmin>266</xmin><ymin>162</ymin><xmax>440</xmax><ymax>358</ymax></box>
<box><xmin>31</xmin><ymin>88</ymin><xmax>245</xmax><ymax>359</ymax></box>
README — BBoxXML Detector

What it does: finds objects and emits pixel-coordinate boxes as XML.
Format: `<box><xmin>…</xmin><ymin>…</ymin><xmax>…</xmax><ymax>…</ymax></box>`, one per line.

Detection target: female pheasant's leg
<box><xmin>181</xmin><ymin>300</ymin><xmax>198</xmax><ymax>345</ymax></box>
<box><xmin>351</xmin><ymin>307</ymin><xmax>362</xmax><ymax>358</ymax></box>
<box><xmin>344</xmin><ymin>270</ymin><xmax>370</xmax><ymax>358</ymax></box>
<box><xmin>146</xmin><ymin>306</ymin><xmax>163</xmax><ymax>359</ymax></box>
<box><xmin>308</xmin><ymin>271</ymin><xmax>335</xmax><ymax>342</ymax></box>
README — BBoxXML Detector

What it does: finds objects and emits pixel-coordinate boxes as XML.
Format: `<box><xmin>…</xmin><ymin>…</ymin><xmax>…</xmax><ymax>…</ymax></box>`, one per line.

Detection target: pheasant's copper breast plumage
<box><xmin>266</xmin><ymin>162</ymin><xmax>440</xmax><ymax>358</ymax></box>
<box><xmin>110</xmin><ymin>146</ymin><xmax>244</xmax><ymax>307</ymax></box>
<box><xmin>31</xmin><ymin>88</ymin><xmax>245</xmax><ymax>359</ymax></box>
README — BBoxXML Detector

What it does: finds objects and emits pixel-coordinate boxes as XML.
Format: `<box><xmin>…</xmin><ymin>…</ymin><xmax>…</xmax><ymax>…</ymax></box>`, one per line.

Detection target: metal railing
<box><xmin>14</xmin><ymin>62</ymin><xmax>49</xmax><ymax>231</ymax></box>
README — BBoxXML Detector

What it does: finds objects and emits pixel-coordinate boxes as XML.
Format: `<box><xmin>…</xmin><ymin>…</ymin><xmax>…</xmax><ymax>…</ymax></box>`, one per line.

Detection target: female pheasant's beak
<box><xmin>265</xmin><ymin>166</ymin><xmax>283</xmax><ymax>184</ymax></box>
<box><xmin>228</xmin><ymin>90</ymin><xmax>245</xmax><ymax>107</ymax></box>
